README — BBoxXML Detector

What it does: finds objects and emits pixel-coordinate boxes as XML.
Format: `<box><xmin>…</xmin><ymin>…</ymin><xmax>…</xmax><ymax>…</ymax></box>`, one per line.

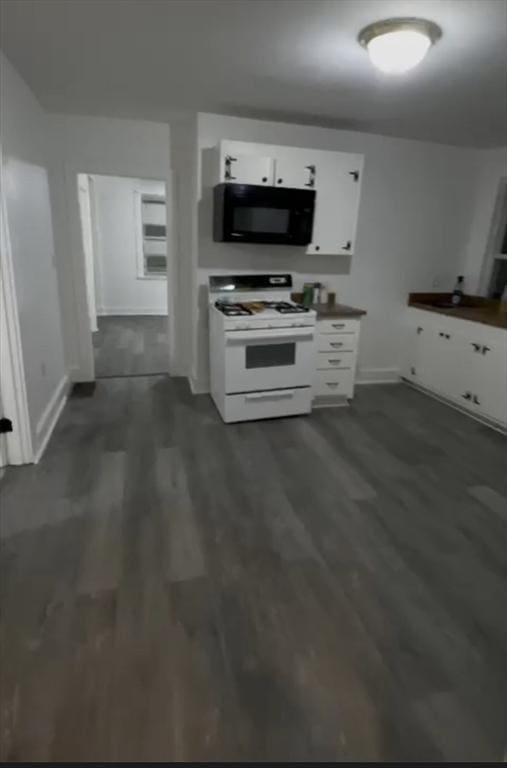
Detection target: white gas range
<box><xmin>208</xmin><ymin>274</ymin><xmax>317</xmax><ymax>423</ymax></box>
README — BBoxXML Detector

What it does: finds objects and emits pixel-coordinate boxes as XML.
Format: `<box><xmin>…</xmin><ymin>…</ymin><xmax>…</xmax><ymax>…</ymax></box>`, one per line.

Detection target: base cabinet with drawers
<box><xmin>403</xmin><ymin>308</ymin><xmax>507</xmax><ymax>428</ymax></box>
<box><xmin>312</xmin><ymin>317</ymin><xmax>361</xmax><ymax>403</ymax></box>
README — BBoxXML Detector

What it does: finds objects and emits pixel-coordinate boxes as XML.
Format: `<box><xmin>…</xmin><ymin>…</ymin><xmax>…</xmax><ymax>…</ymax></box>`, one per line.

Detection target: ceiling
<box><xmin>1</xmin><ymin>0</ymin><xmax>506</xmax><ymax>147</ymax></box>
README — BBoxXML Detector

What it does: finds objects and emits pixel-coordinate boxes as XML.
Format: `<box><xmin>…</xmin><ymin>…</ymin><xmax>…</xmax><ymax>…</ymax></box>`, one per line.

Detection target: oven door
<box><xmin>224</xmin><ymin>326</ymin><xmax>316</xmax><ymax>394</ymax></box>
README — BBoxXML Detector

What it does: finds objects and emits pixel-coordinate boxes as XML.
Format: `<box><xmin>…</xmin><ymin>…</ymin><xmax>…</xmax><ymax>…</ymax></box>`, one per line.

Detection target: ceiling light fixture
<box><xmin>358</xmin><ymin>17</ymin><xmax>442</xmax><ymax>74</ymax></box>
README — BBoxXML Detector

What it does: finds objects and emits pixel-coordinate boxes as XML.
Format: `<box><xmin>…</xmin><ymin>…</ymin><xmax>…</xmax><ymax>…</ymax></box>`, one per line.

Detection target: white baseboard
<box><xmin>34</xmin><ymin>375</ymin><xmax>69</xmax><ymax>463</ymax></box>
<box><xmin>356</xmin><ymin>367</ymin><xmax>400</xmax><ymax>385</ymax></box>
<box><xmin>97</xmin><ymin>308</ymin><xmax>167</xmax><ymax>317</ymax></box>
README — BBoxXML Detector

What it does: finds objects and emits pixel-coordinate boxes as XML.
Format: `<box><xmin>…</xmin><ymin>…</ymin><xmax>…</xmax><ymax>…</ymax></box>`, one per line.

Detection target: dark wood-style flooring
<box><xmin>1</xmin><ymin>379</ymin><xmax>506</xmax><ymax>761</ymax></box>
<box><xmin>93</xmin><ymin>315</ymin><xmax>168</xmax><ymax>377</ymax></box>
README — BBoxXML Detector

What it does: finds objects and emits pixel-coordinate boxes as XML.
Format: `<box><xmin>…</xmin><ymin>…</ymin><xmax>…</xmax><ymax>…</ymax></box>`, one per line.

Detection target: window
<box><xmin>137</xmin><ymin>193</ymin><xmax>167</xmax><ymax>278</ymax></box>
<box><xmin>484</xmin><ymin>181</ymin><xmax>507</xmax><ymax>299</ymax></box>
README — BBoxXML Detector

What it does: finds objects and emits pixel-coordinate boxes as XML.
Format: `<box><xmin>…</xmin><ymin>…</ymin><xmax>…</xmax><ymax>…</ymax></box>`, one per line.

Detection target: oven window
<box><xmin>233</xmin><ymin>207</ymin><xmax>290</xmax><ymax>234</ymax></box>
<box><xmin>246</xmin><ymin>342</ymin><xmax>295</xmax><ymax>369</ymax></box>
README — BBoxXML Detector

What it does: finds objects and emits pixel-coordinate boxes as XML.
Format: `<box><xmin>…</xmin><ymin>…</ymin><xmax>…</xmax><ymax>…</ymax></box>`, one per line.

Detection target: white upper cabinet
<box><xmin>272</xmin><ymin>157</ymin><xmax>316</xmax><ymax>190</ymax></box>
<box><xmin>214</xmin><ymin>140</ymin><xmax>364</xmax><ymax>256</ymax></box>
<box><xmin>219</xmin><ymin>152</ymin><xmax>274</xmax><ymax>186</ymax></box>
<box><xmin>307</xmin><ymin>153</ymin><xmax>363</xmax><ymax>256</ymax></box>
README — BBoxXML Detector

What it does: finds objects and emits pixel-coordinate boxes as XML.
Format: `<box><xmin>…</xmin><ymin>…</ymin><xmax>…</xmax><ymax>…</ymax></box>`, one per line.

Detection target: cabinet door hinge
<box><xmin>0</xmin><ymin>417</ymin><xmax>13</xmax><ymax>434</ymax></box>
<box><xmin>349</xmin><ymin>170</ymin><xmax>360</xmax><ymax>182</ymax></box>
<box><xmin>224</xmin><ymin>155</ymin><xmax>237</xmax><ymax>180</ymax></box>
<box><xmin>304</xmin><ymin>164</ymin><xmax>316</xmax><ymax>187</ymax></box>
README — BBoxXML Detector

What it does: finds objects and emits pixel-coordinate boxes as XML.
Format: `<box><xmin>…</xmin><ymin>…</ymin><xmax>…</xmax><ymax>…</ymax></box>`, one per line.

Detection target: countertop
<box><xmin>311</xmin><ymin>302</ymin><xmax>367</xmax><ymax>319</ymax></box>
<box><xmin>408</xmin><ymin>293</ymin><xmax>507</xmax><ymax>330</ymax></box>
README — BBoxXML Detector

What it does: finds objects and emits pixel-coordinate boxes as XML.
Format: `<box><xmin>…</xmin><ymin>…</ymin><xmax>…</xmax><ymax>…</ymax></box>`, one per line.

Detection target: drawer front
<box><xmin>316</xmin><ymin>350</ymin><xmax>355</xmax><ymax>370</ymax></box>
<box><xmin>317</xmin><ymin>334</ymin><xmax>358</xmax><ymax>353</ymax></box>
<box><xmin>318</xmin><ymin>318</ymin><xmax>359</xmax><ymax>335</ymax></box>
<box><xmin>223</xmin><ymin>387</ymin><xmax>313</xmax><ymax>423</ymax></box>
<box><xmin>313</xmin><ymin>368</ymin><xmax>354</xmax><ymax>398</ymax></box>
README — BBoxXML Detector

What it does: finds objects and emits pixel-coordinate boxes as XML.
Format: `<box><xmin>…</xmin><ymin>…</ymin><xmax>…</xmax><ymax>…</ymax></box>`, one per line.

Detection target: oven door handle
<box><xmin>226</xmin><ymin>328</ymin><xmax>314</xmax><ymax>343</ymax></box>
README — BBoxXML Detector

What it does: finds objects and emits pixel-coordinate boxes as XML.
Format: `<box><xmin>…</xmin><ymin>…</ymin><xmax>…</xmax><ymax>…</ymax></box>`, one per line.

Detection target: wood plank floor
<box><xmin>1</xmin><ymin>380</ymin><xmax>506</xmax><ymax>761</ymax></box>
<box><xmin>93</xmin><ymin>315</ymin><xmax>168</xmax><ymax>377</ymax></box>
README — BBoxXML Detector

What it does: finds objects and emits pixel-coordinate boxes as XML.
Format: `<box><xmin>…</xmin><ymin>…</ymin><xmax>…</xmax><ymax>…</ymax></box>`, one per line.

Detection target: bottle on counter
<box><xmin>312</xmin><ymin>283</ymin><xmax>321</xmax><ymax>304</ymax></box>
<box><xmin>302</xmin><ymin>283</ymin><xmax>314</xmax><ymax>306</ymax></box>
<box><xmin>320</xmin><ymin>285</ymin><xmax>328</xmax><ymax>304</ymax></box>
<box><xmin>451</xmin><ymin>275</ymin><xmax>464</xmax><ymax>306</ymax></box>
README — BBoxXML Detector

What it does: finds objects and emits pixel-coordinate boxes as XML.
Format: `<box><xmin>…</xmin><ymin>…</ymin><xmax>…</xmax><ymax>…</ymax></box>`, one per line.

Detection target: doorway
<box><xmin>77</xmin><ymin>173</ymin><xmax>170</xmax><ymax>378</ymax></box>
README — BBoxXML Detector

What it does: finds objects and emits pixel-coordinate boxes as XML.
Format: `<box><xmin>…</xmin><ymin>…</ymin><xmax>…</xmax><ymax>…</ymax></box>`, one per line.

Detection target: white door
<box><xmin>425</xmin><ymin>327</ymin><xmax>463</xmax><ymax>400</ymax></box>
<box><xmin>467</xmin><ymin>339</ymin><xmax>507</xmax><ymax>423</ymax></box>
<box><xmin>273</xmin><ymin>157</ymin><xmax>316</xmax><ymax>190</ymax></box>
<box><xmin>224</xmin><ymin>327</ymin><xmax>316</xmax><ymax>393</ymax></box>
<box><xmin>307</xmin><ymin>152</ymin><xmax>363</xmax><ymax>255</ymax></box>
<box><xmin>221</xmin><ymin>153</ymin><xmax>274</xmax><ymax>185</ymax></box>
<box><xmin>77</xmin><ymin>174</ymin><xmax>98</xmax><ymax>332</ymax></box>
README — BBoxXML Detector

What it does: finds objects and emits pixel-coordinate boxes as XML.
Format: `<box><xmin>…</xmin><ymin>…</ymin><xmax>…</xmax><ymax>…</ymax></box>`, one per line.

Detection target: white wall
<box><xmin>195</xmin><ymin>113</ymin><xmax>479</xmax><ymax>389</ymax></box>
<box><xmin>46</xmin><ymin>114</ymin><xmax>174</xmax><ymax>380</ymax></box>
<box><xmin>91</xmin><ymin>175</ymin><xmax>167</xmax><ymax>315</ymax></box>
<box><xmin>461</xmin><ymin>146</ymin><xmax>507</xmax><ymax>294</ymax></box>
<box><xmin>0</xmin><ymin>51</ymin><xmax>66</xmax><ymax>455</ymax></box>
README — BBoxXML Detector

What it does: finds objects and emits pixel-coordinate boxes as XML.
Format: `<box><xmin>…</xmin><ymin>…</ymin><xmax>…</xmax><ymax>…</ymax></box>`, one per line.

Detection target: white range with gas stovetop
<box><xmin>208</xmin><ymin>274</ymin><xmax>317</xmax><ymax>422</ymax></box>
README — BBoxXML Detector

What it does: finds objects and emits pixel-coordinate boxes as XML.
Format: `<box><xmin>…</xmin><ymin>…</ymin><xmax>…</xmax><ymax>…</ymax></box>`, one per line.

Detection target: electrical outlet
<box><xmin>432</xmin><ymin>275</ymin><xmax>440</xmax><ymax>289</ymax></box>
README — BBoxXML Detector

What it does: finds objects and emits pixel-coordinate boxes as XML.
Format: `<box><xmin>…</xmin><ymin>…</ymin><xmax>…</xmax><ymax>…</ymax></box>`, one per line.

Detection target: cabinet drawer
<box><xmin>314</xmin><ymin>368</ymin><xmax>354</xmax><ymax>397</ymax></box>
<box><xmin>223</xmin><ymin>387</ymin><xmax>312</xmax><ymax>423</ymax></box>
<box><xmin>316</xmin><ymin>351</ymin><xmax>355</xmax><ymax>369</ymax></box>
<box><xmin>317</xmin><ymin>334</ymin><xmax>358</xmax><ymax>353</ymax></box>
<box><xmin>318</xmin><ymin>318</ymin><xmax>359</xmax><ymax>335</ymax></box>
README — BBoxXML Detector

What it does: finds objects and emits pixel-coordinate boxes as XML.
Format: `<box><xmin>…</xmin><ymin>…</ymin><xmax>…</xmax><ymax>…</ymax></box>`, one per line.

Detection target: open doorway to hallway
<box><xmin>77</xmin><ymin>173</ymin><xmax>170</xmax><ymax>378</ymax></box>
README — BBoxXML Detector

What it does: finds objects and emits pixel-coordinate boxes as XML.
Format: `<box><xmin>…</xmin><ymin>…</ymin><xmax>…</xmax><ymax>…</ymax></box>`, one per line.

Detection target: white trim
<box><xmin>356</xmin><ymin>367</ymin><xmax>400</xmax><ymax>385</ymax></box>
<box><xmin>34</xmin><ymin>375</ymin><xmax>69</xmax><ymax>463</ymax></box>
<box><xmin>0</xmin><ymin>157</ymin><xmax>34</xmax><ymax>465</ymax></box>
<box><xmin>97</xmin><ymin>308</ymin><xmax>168</xmax><ymax>316</ymax></box>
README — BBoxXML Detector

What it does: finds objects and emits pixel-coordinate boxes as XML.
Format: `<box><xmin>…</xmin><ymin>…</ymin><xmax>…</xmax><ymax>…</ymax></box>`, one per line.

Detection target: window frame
<box><xmin>480</xmin><ymin>178</ymin><xmax>507</xmax><ymax>297</ymax></box>
<box><xmin>135</xmin><ymin>191</ymin><xmax>168</xmax><ymax>281</ymax></box>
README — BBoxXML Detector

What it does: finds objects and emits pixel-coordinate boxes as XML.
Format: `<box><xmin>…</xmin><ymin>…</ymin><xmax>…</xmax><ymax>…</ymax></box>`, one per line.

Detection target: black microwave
<box><xmin>213</xmin><ymin>183</ymin><xmax>315</xmax><ymax>245</ymax></box>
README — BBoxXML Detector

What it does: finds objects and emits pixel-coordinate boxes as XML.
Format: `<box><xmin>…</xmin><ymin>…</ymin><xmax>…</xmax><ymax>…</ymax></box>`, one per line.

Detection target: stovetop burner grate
<box><xmin>215</xmin><ymin>300</ymin><xmax>309</xmax><ymax>316</ymax></box>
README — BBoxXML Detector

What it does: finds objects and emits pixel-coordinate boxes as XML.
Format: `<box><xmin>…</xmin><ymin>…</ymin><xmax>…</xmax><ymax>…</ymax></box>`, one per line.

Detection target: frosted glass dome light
<box><xmin>358</xmin><ymin>18</ymin><xmax>442</xmax><ymax>75</ymax></box>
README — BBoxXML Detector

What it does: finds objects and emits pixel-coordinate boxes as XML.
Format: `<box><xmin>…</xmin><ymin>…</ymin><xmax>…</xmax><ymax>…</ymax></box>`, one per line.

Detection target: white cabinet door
<box><xmin>403</xmin><ymin>322</ymin><xmax>467</xmax><ymax>403</ymax></box>
<box><xmin>466</xmin><ymin>340</ymin><xmax>507</xmax><ymax>423</ymax></box>
<box><xmin>307</xmin><ymin>153</ymin><xmax>363</xmax><ymax>255</ymax></box>
<box><xmin>403</xmin><ymin>322</ymin><xmax>442</xmax><ymax>391</ymax></box>
<box><xmin>221</xmin><ymin>153</ymin><xmax>274</xmax><ymax>185</ymax></box>
<box><xmin>273</xmin><ymin>157</ymin><xmax>315</xmax><ymax>190</ymax></box>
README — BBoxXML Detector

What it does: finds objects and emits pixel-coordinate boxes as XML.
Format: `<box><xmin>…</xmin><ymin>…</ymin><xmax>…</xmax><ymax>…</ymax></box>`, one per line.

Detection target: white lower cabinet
<box><xmin>404</xmin><ymin>309</ymin><xmax>507</xmax><ymax>428</ymax></box>
<box><xmin>313</xmin><ymin>318</ymin><xmax>361</xmax><ymax>402</ymax></box>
